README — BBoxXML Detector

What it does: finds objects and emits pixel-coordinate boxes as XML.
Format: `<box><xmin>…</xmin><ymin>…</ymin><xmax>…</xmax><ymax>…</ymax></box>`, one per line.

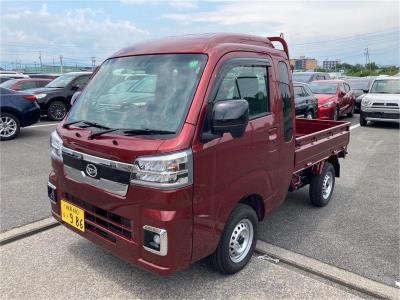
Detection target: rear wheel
<box><xmin>309</xmin><ymin>162</ymin><xmax>335</xmax><ymax>207</ymax></box>
<box><xmin>47</xmin><ymin>101</ymin><xmax>67</xmax><ymax>121</ymax></box>
<box><xmin>0</xmin><ymin>113</ymin><xmax>20</xmax><ymax>141</ymax></box>
<box><xmin>210</xmin><ymin>204</ymin><xmax>258</xmax><ymax>274</ymax></box>
<box><xmin>347</xmin><ymin>104</ymin><xmax>355</xmax><ymax>117</ymax></box>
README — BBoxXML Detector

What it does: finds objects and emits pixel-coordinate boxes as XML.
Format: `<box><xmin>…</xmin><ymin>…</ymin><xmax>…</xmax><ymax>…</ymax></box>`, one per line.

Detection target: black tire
<box><xmin>210</xmin><ymin>204</ymin><xmax>258</xmax><ymax>274</ymax></box>
<box><xmin>347</xmin><ymin>104</ymin><xmax>354</xmax><ymax>117</ymax></box>
<box><xmin>0</xmin><ymin>113</ymin><xmax>20</xmax><ymax>141</ymax></box>
<box><xmin>305</xmin><ymin>110</ymin><xmax>314</xmax><ymax>120</ymax></box>
<box><xmin>333</xmin><ymin>107</ymin><xmax>339</xmax><ymax>121</ymax></box>
<box><xmin>359</xmin><ymin>114</ymin><xmax>367</xmax><ymax>126</ymax></box>
<box><xmin>309</xmin><ymin>162</ymin><xmax>335</xmax><ymax>207</ymax></box>
<box><xmin>47</xmin><ymin>100</ymin><xmax>67</xmax><ymax>121</ymax></box>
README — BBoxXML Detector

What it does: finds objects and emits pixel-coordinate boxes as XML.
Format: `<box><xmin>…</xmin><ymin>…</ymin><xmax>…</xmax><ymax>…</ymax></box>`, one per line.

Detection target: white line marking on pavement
<box><xmin>27</xmin><ymin>123</ymin><xmax>59</xmax><ymax>128</ymax></box>
<box><xmin>350</xmin><ymin>124</ymin><xmax>360</xmax><ymax>130</ymax></box>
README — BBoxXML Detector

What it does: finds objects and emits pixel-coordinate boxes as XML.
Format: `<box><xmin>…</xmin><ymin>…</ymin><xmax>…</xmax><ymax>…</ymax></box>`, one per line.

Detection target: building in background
<box><xmin>323</xmin><ymin>60</ymin><xmax>340</xmax><ymax>70</ymax></box>
<box><xmin>290</xmin><ymin>56</ymin><xmax>318</xmax><ymax>71</ymax></box>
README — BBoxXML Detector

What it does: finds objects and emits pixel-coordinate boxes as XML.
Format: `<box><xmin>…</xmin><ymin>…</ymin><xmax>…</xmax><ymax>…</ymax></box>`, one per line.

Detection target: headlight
<box><xmin>356</xmin><ymin>94</ymin><xmax>366</xmax><ymax>101</ymax></box>
<box><xmin>36</xmin><ymin>93</ymin><xmax>47</xmax><ymax>99</ymax></box>
<box><xmin>361</xmin><ymin>98</ymin><xmax>372</xmax><ymax>107</ymax></box>
<box><xmin>50</xmin><ymin>130</ymin><xmax>63</xmax><ymax>161</ymax></box>
<box><xmin>320</xmin><ymin>101</ymin><xmax>334</xmax><ymax>108</ymax></box>
<box><xmin>131</xmin><ymin>149</ymin><xmax>193</xmax><ymax>189</ymax></box>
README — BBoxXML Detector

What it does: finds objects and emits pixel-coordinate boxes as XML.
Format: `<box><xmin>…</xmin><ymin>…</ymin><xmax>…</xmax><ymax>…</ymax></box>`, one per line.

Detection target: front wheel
<box><xmin>47</xmin><ymin>101</ymin><xmax>67</xmax><ymax>121</ymax></box>
<box><xmin>309</xmin><ymin>162</ymin><xmax>335</xmax><ymax>207</ymax></box>
<box><xmin>360</xmin><ymin>114</ymin><xmax>367</xmax><ymax>126</ymax></box>
<box><xmin>210</xmin><ymin>204</ymin><xmax>258</xmax><ymax>274</ymax></box>
<box><xmin>0</xmin><ymin>113</ymin><xmax>20</xmax><ymax>141</ymax></box>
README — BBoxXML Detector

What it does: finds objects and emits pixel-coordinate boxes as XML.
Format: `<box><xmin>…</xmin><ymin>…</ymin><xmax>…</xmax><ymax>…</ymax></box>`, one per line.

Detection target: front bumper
<box><xmin>317</xmin><ymin>106</ymin><xmax>334</xmax><ymax>119</ymax></box>
<box><xmin>48</xmin><ymin>163</ymin><xmax>193</xmax><ymax>276</ymax></box>
<box><xmin>361</xmin><ymin>107</ymin><xmax>400</xmax><ymax>123</ymax></box>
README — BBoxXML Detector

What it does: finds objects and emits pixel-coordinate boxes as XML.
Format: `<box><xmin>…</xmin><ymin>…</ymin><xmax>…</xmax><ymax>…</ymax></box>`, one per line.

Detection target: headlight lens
<box><xmin>356</xmin><ymin>94</ymin><xmax>366</xmax><ymax>101</ymax></box>
<box><xmin>131</xmin><ymin>149</ymin><xmax>193</xmax><ymax>189</ymax></box>
<box><xmin>36</xmin><ymin>93</ymin><xmax>47</xmax><ymax>99</ymax></box>
<box><xmin>361</xmin><ymin>98</ymin><xmax>372</xmax><ymax>107</ymax></box>
<box><xmin>320</xmin><ymin>101</ymin><xmax>334</xmax><ymax>108</ymax></box>
<box><xmin>50</xmin><ymin>130</ymin><xmax>63</xmax><ymax>161</ymax></box>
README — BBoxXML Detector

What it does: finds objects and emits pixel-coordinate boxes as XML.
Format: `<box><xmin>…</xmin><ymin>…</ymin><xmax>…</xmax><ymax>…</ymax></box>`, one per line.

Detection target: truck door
<box><xmin>191</xmin><ymin>56</ymin><xmax>280</xmax><ymax>261</ymax></box>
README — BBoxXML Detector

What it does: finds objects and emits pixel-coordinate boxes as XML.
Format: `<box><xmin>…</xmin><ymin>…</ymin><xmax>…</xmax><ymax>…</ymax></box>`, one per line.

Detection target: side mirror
<box><xmin>71</xmin><ymin>91</ymin><xmax>81</xmax><ymax>105</ymax></box>
<box><xmin>362</xmin><ymin>89</ymin><xmax>369</xmax><ymax>93</ymax></box>
<box><xmin>212</xmin><ymin>99</ymin><xmax>249</xmax><ymax>138</ymax></box>
<box><xmin>71</xmin><ymin>85</ymin><xmax>79</xmax><ymax>91</ymax></box>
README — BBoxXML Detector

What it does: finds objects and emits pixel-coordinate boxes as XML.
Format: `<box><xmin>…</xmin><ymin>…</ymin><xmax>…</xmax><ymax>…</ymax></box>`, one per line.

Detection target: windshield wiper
<box><xmin>122</xmin><ymin>129</ymin><xmax>176</xmax><ymax>135</ymax></box>
<box><xmin>63</xmin><ymin>120</ymin><xmax>110</xmax><ymax>130</ymax></box>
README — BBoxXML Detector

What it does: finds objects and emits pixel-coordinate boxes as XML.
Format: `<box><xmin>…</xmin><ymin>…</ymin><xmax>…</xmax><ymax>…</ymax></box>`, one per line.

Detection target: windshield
<box><xmin>292</xmin><ymin>73</ymin><xmax>312</xmax><ymax>83</ymax></box>
<box><xmin>46</xmin><ymin>73</ymin><xmax>78</xmax><ymax>88</ymax></box>
<box><xmin>309</xmin><ymin>83</ymin><xmax>338</xmax><ymax>95</ymax></box>
<box><xmin>66</xmin><ymin>54</ymin><xmax>207</xmax><ymax>134</ymax></box>
<box><xmin>370</xmin><ymin>79</ymin><xmax>400</xmax><ymax>94</ymax></box>
<box><xmin>0</xmin><ymin>79</ymin><xmax>18</xmax><ymax>89</ymax></box>
<box><xmin>347</xmin><ymin>79</ymin><xmax>370</xmax><ymax>90</ymax></box>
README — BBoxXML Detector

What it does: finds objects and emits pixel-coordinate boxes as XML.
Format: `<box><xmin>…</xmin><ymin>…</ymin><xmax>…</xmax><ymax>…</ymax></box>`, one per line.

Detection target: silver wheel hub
<box><xmin>50</xmin><ymin>103</ymin><xmax>66</xmax><ymax>120</ymax></box>
<box><xmin>229</xmin><ymin>219</ymin><xmax>254</xmax><ymax>263</ymax></box>
<box><xmin>322</xmin><ymin>172</ymin><xmax>333</xmax><ymax>200</ymax></box>
<box><xmin>0</xmin><ymin>116</ymin><xmax>17</xmax><ymax>138</ymax></box>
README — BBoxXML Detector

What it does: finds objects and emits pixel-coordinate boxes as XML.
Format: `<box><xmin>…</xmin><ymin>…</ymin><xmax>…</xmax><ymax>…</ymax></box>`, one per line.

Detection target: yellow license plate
<box><xmin>61</xmin><ymin>200</ymin><xmax>85</xmax><ymax>232</ymax></box>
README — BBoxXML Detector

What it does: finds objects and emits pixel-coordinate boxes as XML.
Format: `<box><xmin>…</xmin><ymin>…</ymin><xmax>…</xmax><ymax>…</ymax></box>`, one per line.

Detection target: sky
<box><xmin>1</xmin><ymin>0</ymin><xmax>399</xmax><ymax>69</ymax></box>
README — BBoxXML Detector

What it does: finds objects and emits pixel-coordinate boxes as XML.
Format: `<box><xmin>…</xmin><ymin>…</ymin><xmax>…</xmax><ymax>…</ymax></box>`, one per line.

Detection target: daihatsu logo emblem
<box><xmin>85</xmin><ymin>164</ymin><xmax>98</xmax><ymax>178</ymax></box>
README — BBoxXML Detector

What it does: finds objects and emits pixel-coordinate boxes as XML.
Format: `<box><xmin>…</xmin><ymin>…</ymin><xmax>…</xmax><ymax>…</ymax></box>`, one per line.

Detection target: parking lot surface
<box><xmin>0</xmin><ymin>226</ymin><xmax>363</xmax><ymax>299</ymax></box>
<box><xmin>259</xmin><ymin>116</ymin><xmax>400</xmax><ymax>286</ymax></box>
<box><xmin>0</xmin><ymin>121</ymin><xmax>58</xmax><ymax>232</ymax></box>
<box><xmin>1</xmin><ymin>114</ymin><xmax>398</xmax><ymax>291</ymax></box>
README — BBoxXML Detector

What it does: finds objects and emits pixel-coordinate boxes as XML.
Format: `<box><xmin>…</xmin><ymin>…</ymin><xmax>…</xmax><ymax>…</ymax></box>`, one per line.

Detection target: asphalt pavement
<box><xmin>259</xmin><ymin>115</ymin><xmax>400</xmax><ymax>286</ymax></box>
<box><xmin>0</xmin><ymin>226</ymin><xmax>364</xmax><ymax>299</ymax></box>
<box><xmin>0</xmin><ymin>121</ymin><xmax>58</xmax><ymax>232</ymax></box>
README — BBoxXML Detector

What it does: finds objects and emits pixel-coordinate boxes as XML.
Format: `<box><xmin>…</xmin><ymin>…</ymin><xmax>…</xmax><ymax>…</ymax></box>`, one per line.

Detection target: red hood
<box><xmin>316</xmin><ymin>94</ymin><xmax>337</xmax><ymax>105</ymax></box>
<box><xmin>57</xmin><ymin>122</ymin><xmax>195</xmax><ymax>164</ymax></box>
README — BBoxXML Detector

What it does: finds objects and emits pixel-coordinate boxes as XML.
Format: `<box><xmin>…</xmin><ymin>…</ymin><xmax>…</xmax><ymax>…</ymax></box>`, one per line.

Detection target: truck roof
<box><xmin>110</xmin><ymin>33</ymin><xmax>278</xmax><ymax>58</ymax></box>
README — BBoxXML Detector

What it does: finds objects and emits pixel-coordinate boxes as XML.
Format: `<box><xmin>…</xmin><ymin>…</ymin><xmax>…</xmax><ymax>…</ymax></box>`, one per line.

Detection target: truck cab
<box><xmin>48</xmin><ymin>34</ymin><xmax>349</xmax><ymax>275</ymax></box>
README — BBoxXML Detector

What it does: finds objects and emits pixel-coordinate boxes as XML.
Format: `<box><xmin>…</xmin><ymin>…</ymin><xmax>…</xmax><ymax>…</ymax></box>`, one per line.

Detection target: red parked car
<box><xmin>48</xmin><ymin>34</ymin><xmax>350</xmax><ymax>275</ymax></box>
<box><xmin>0</xmin><ymin>78</ymin><xmax>51</xmax><ymax>91</ymax></box>
<box><xmin>310</xmin><ymin>80</ymin><xmax>355</xmax><ymax>120</ymax></box>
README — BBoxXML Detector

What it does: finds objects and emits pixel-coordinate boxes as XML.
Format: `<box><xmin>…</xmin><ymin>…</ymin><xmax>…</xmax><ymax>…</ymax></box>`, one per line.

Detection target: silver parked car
<box><xmin>360</xmin><ymin>77</ymin><xmax>400</xmax><ymax>126</ymax></box>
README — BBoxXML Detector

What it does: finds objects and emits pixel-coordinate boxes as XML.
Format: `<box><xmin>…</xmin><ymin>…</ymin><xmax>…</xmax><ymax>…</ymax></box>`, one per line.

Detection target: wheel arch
<box><xmin>239</xmin><ymin>194</ymin><xmax>265</xmax><ymax>221</ymax></box>
<box><xmin>0</xmin><ymin>107</ymin><xmax>21</xmax><ymax>123</ymax></box>
<box><xmin>45</xmin><ymin>96</ymin><xmax>69</xmax><ymax>109</ymax></box>
<box><xmin>327</xmin><ymin>156</ymin><xmax>340</xmax><ymax>177</ymax></box>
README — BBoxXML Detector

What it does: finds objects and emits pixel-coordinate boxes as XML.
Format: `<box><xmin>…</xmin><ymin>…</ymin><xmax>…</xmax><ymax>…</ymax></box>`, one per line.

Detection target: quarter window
<box><xmin>215</xmin><ymin>65</ymin><xmax>269</xmax><ymax>117</ymax></box>
<box><xmin>278</xmin><ymin>62</ymin><xmax>293</xmax><ymax>142</ymax></box>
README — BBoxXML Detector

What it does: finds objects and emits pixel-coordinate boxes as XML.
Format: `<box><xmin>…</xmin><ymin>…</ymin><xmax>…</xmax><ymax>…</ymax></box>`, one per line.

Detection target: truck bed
<box><xmin>294</xmin><ymin>119</ymin><xmax>350</xmax><ymax>173</ymax></box>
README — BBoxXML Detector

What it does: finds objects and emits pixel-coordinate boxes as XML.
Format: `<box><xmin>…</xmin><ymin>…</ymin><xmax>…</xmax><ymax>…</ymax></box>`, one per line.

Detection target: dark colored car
<box><xmin>27</xmin><ymin>72</ymin><xmax>91</xmax><ymax>120</ymax></box>
<box><xmin>310</xmin><ymin>80</ymin><xmax>355</xmax><ymax>120</ymax></box>
<box><xmin>292</xmin><ymin>72</ymin><xmax>330</xmax><ymax>83</ymax></box>
<box><xmin>345</xmin><ymin>78</ymin><xmax>374</xmax><ymax>112</ymax></box>
<box><xmin>0</xmin><ymin>87</ymin><xmax>41</xmax><ymax>140</ymax></box>
<box><xmin>293</xmin><ymin>82</ymin><xmax>318</xmax><ymax>119</ymax></box>
<box><xmin>0</xmin><ymin>78</ymin><xmax>51</xmax><ymax>91</ymax></box>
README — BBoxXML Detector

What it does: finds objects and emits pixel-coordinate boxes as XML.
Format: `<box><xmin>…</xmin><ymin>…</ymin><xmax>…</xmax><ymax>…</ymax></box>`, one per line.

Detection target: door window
<box><xmin>19</xmin><ymin>82</ymin><xmax>36</xmax><ymax>90</ymax></box>
<box><xmin>215</xmin><ymin>65</ymin><xmax>269</xmax><ymax>118</ymax></box>
<box><xmin>72</xmin><ymin>75</ymin><xmax>90</xmax><ymax>89</ymax></box>
<box><xmin>344</xmin><ymin>83</ymin><xmax>351</xmax><ymax>92</ymax></box>
<box><xmin>278</xmin><ymin>62</ymin><xmax>293</xmax><ymax>142</ymax></box>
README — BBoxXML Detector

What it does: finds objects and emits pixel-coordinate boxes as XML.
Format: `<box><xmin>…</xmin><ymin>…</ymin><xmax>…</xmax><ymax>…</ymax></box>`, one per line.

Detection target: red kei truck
<box><xmin>48</xmin><ymin>33</ymin><xmax>350</xmax><ymax>275</ymax></box>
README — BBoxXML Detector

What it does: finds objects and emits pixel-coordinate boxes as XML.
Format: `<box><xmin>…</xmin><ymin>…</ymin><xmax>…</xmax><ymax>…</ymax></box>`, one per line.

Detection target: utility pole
<box><xmin>59</xmin><ymin>55</ymin><xmax>63</xmax><ymax>73</ymax></box>
<box><xmin>52</xmin><ymin>57</ymin><xmax>55</xmax><ymax>73</ymax></box>
<box><xmin>39</xmin><ymin>51</ymin><xmax>43</xmax><ymax>72</ymax></box>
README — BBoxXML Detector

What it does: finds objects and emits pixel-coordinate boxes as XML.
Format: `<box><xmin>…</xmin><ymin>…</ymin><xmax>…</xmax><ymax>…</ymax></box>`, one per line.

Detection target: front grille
<box><xmin>66</xmin><ymin>194</ymin><xmax>133</xmax><ymax>241</ymax></box>
<box><xmin>364</xmin><ymin>112</ymin><xmax>400</xmax><ymax>119</ymax></box>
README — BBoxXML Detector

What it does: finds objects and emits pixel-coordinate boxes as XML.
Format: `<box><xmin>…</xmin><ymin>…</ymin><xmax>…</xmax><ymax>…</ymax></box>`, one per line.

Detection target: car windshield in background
<box><xmin>66</xmin><ymin>54</ymin><xmax>207</xmax><ymax>134</ymax></box>
<box><xmin>46</xmin><ymin>74</ymin><xmax>77</xmax><ymax>88</ymax></box>
<box><xmin>0</xmin><ymin>79</ymin><xmax>18</xmax><ymax>89</ymax></box>
<box><xmin>309</xmin><ymin>83</ymin><xmax>337</xmax><ymax>95</ymax></box>
<box><xmin>292</xmin><ymin>73</ymin><xmax>312</xmax><ymax>83</ymax></box>
<box><xmin>347</xmin><ymin>79</ymin><xmax>370</xmax><ymax>90</ymax></box>
<box><xmin>370</xmin><ymin>79</ymin><xmax>400</xmax><ymax>94</ymax></box>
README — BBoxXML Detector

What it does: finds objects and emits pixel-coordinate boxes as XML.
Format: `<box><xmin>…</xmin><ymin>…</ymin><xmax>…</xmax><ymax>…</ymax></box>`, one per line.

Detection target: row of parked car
<box><xmin>1</xmin><ymin>69</ymin><xmax>398</xmax><ymax>141</ymax></box>
<box><xmin>0</xmin><ymin>71</ymin><xmax>92</xmax><ymax>140</ymax></box>
<box><xmin>292</xmin><ymin>71</ymin><xmax>399</xmax><ymax>127</ymax></box>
